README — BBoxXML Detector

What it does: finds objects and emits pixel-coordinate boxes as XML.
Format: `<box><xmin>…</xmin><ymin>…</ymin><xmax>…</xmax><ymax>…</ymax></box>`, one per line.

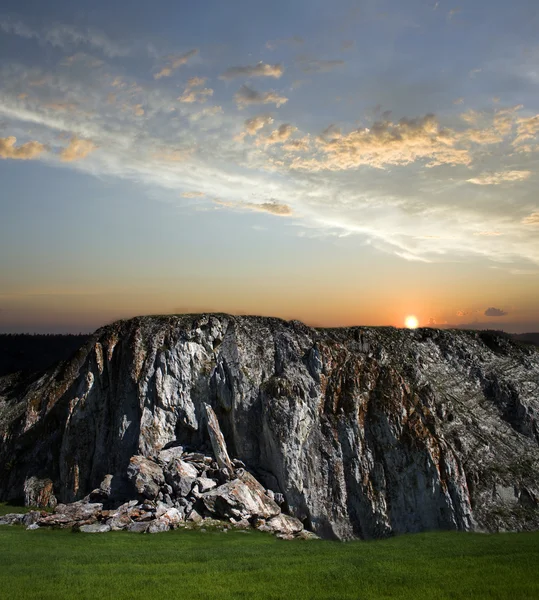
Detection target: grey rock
<box><xmin>80</xmin><ymin>523</ymin><xmax>111</xmax><ymax>533</ymax></box>
<box><xmin>196</xmin><ymin>477</ymin><xmax>217</xmax><ymax>493</ymax></box>
<box><xmin>262</xmin><ymin>514</ymin><xmax>304</xmax><ymax>535</ymax></box>
<box><xmin>1</xmin><ymin>315</ymin><xmax>539</xmax><ymax>539</ymax></box>
<box><xmin>204</xmin><ymin>403</ymin><xmax>234</xmax><ymax>471</ymax></box>
<box><xmin>203</xmin><ymin>470</ymin><xmax>281</xmax><ymax>521</ymax></box>
<box><xmin>187</xmin><ymin>509</ymin><xmax>203</xmax><ymax>523</ymax></box>
<box><xmin>147</xmin><ymin>520</ymin><xmax>169</xmax><ymax>534</ymax></box>
<box><xmin>22</xmin><ymin>511</ymin><xmax>41</xmax><ymax>526</ymax></box>
<box><xmin>0</xmin><ymin>513</ymin><xmax>25</xmax><ymax>526</ymax></box>
<box><xmin>165</xmin><ymin>459</ymin><xmax>198</xmax><ymax>497</ymax></box>
<box><xmin>127</xmin><ymin>456</ymin><xmax>164</xmax><ymax>500</ymax></box>
<box><xmin>26</xmin><ymin>523</ymin><xmax>40</xmax><ymax>530</ymax></box>
<box><xmin>23</xmin><ymin>476</ymin><xmax>57</xmax><ymax>509</ymax></box>
<box><xmin>273</xmin><ymin>493</ymin><xmax>285</xmax><ymax>506</ymax></box>
<box><xmin>127</xmin><ymin>521</ymin><xmax>149</xmax><ymax>533</ymax></box>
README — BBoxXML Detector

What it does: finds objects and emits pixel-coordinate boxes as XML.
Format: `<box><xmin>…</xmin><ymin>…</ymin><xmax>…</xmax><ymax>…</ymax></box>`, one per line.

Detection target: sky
<box><xmin>0</xmin><ymin>0</ymin><xmax>538</xmax><ymax>333</ymax></box>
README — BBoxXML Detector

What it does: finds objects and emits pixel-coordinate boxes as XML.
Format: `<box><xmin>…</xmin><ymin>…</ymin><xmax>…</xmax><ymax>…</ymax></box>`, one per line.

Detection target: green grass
<box><xmin>1</xmin><ymin>524</ymin><xmax>538</xmax><ymax>600</ymax></box>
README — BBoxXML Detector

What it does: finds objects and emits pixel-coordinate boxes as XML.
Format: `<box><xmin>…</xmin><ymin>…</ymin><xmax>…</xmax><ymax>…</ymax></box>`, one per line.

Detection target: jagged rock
<box><xmin>80</xmin><ymin>523</ymin><xmax>111</xmax><ymax>533</ymax></box>
<box><xmin>157</xmin><ymin>446</ymin><xmax>184</xmax><ymax>466</ymax></box>
<box><xmin>108</xmin><ymin>513</ymin><xmax>131</xmax><ymax>531</ymax></box>
<box><xmin>22</xmin><ymin>510</ymin><xmax>41</xmax><ymax>526</ymax></box>
<box><xmin>187</xmin><ymin>509</ymin><xmax>203</xmax><ymax>523</ymax></box>
<box><xmin>127</xmin><ymin>521</ymin><xmax>149</xmax><ymax>533</ymax></box>
<box><xmin>262</xmin><ymin>514</ymin><xmax>304</xmax><ymax>535</ymax></box>
<box><xmin>196</xmin><ymin>477</ymin><xmax>217</xmax><ymax>493</ymax></box>
<box><xmin>273</xmin><ymin>493</ymin><xmax>285</xmax><ymax>506</ymax></box>
<box><xmin>0</xmin><ymin>513</ymin><xmax>25</xmax><ymax>526</ymax></box>
<box><xmin>165</xmin><ymin>459</ymin><xmax>198</xmax><ymax>497</ymax></box>
<box><xmin>26</xmin><ymin>523</ymin><xmax>39</xmax><ymax>530</ymax></box>
<box><xmin>23</xmin><ymin>476</ymin><xmax>57</xmax><ymax>509</ymax></box>
<box><xmin>127</xmin><ymin>456</ymin><xmax>164</xmax><ymax>500</ymax></box>
<box><xmin>203</xmin><ymin>403</ymin><xmax>233</xmax><ymax>472</ymax></box>
<box><xmin>147</xmin><ymin>520</ymin><xmax>168</xmax><ymax>534</ymax></box>
<box><xmin>1</xmin><ymin>314</ymin><xmax>539</xmax><ymax>540</ymax></box>
<box><xmin>202</xmin><ymin>470</ymin><xmax>281</xmax><ymax>521</ymax></box>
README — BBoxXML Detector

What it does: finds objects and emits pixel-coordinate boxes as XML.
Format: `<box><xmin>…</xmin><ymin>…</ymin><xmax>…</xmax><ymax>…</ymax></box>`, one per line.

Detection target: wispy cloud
<box><xmin>154</xmin><ymin>49</ymin><xmax>198</xmax><ymax>79</ymax></box>
<box><xmin>220</xmin><ymin>62</ymin><xmax>284</xmax><ymax>80</ymax></box>
<box><xmin>467</xmin><ymin>170</ymin><xmax>531</xmax><ymax>185</ymax></box>
<box><xmin>234</xmin><ymin>85</ymin><xmax>288</xmax><ymax>108</ymax></box>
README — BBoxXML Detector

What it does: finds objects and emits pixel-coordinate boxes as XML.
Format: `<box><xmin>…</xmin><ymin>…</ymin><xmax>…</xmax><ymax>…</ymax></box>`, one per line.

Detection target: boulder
<box><xmin>127</xmin><ymin>456</ymin><xmax>165</xmax><ymax>500</ymax></box>
<box><xmin>80</xmin><ymin>523</ymin><xmax>111</xmax><ymax>533</ymax></box>
<box><xmin>147</xmin><ymin>520</ymin><xmax>169</xmax><ymax>534</ymax></box>
<box><xmin>165</xmin><ymin>459</ymin><xmax>198</xmax><ymax>497</ymax></box>
<box><xmin>261</xmin><ymin>514</ymin><xmax>304</xmax><ymax>535</ymax></box>
<box><xmin>202</xmin><ymin>470</ymin><xmax>281</xmax><ymax>521</ymax></box>
<box><xmin>196</xmin><ymin>477</ymin><xmax>217</xmax><ymax>493</ymax></box>
<box><xmin>23</xmin><ymin>476</ymin><xmax>57</xmax><ymax>509</ymax></box>
<box><xmin>26</xmin><ymin>523</ymin><xmax>40</xmax><ymax>531</ymax></box>
<box><xmin>203</xmin><ymin>403</ymin><xmax>233</xmax><ymax>471</ymax></box>
<box><xmin>0</xmin><ymin>513</ymin><xmax>25</xmax><ymax>526</ymax></box>
<box><xmin>157</xmin><ymin>446</ymin><xmax>184</xmax><ymax>466</ymax></box>
<box><xmin>127</xmin><ymin>521</ymin><xmax>149</xmax><ymax>533</ymax></box>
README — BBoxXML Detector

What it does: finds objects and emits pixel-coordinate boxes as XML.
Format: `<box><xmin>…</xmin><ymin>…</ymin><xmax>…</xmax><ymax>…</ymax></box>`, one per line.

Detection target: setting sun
<box><xmin>405</xmin><ymin>315</ymin><xmax>419</xmax><ymax>329</ymax></box>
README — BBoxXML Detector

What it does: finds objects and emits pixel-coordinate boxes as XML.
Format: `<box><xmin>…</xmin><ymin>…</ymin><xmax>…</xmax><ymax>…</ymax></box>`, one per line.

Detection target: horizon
<box><xmin>1</xmin><ymin>1</ymin><xmax>538</xmax><ymax>334</ymax></box>
<box><xmin>0</xmin><ymin>311</ymin><xmax>538</xmax><ymax>335</ymax></box>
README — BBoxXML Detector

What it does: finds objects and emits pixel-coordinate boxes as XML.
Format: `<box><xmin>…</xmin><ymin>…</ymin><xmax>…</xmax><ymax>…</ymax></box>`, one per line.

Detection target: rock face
<box><xmin>0</xmin><ymin>314</ymin><xmax>538</xmax><ymax>539</ymax></box>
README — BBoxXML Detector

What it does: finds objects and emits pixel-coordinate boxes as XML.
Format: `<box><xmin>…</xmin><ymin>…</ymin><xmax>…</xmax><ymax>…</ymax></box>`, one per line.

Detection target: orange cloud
<box><xmin>522</xmin><ymin>211</ymin><xmax>539</xmax><ymax>225</ymax></box>
<box><xmin>154</xmin><ymin>49</ymin><xmax>198</xmax><ymax>79</ymax></box>
<box><xmin>0</xmin><ymin>136</ymin><xmax>45</xmax><ymax>160</ymax></box>
<box><xmin>234</xmin><ymin>85</ymin><xmax>288</xmax><ymax>108</ymax></box>
<box><xmin>220</xmin><ymin>62</ymin><xmax>284</xmax><ymax>80</ymax></box>
<box><xmin>60</xmin><ymin>137</ymin><xmax>96</xmax><ymax>162</ymax></box>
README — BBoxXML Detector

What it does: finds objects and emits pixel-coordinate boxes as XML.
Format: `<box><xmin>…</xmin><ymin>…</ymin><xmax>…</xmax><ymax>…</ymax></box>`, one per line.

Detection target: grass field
<box><xmin>1</xmin><ymin>504</ymin><xmax>538</xmax><ymax>600</ymax></box>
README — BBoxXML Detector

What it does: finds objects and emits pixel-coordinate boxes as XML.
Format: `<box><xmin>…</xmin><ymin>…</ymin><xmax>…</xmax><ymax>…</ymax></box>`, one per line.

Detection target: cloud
<box><xmin>59</xmin><ymin>137</ymin><xmax>96</xmax><ymax>161</ymax></box>
<box><xmin>283</xmin><ymin>136</ymin><xmax>310</xmax><ymax>152</ymax></box>
<box><xmin>45</xmin><ymin>102</ymin><xmax>78</xmax><ymax>112</ymax></box>
<box><xmin>456</xmin><ymin>310</ymin><xmax>468</xmax><ymax>317</ymax></box>
<box><xmin>220</xmin><ymin>62</ymin><xmax>284</xmax><ymax>80</ymax></box>
<box><xmin>234</xmin><ymin>85</ymin><xmax>288</xmax><ymax>108</ymax></box>
<box><xmin>235</xmin><ymin>114</ymin><xmax>274</xmax><ymax>141</ymax></box>
<box><xmin>181</xmin><ymin>191</ymin><xmax>205</xmax><ymax>198</ymax></box>
<box><xmin>187</xmin><ymin>77</ymin><xmax>207</xmax><ymax>88</ymax></box>
<box><xmin>484</xmin><ymin>307</ymin><xmax>508</xmax><ymax>317</ymax></box>
<box><xmin>522</xmin><ymin>212</ymin><xmax>539</xmax><ymax>225</ymax></box>
<box><xmin>0</xmin><ymin>136</ymin><xmax>45</xmax><ymax>159</ymax></box>
<box><xmin>246</xmin><ymin>201</ymin><xmax>292</xmax><ymax>216</ymax></box>
<box><xmin>257</xmin><ymin>123</ymin><xmax>296</xmax><ymax>146</ymax></box>
<box><xmin>291</xmin><ymin>114</ymin><xmax>472</xmax><ymax>171</ymax></box>
<box><xmin>469</xmin><ymin>68</ymin><xmax>482</xmax><ymax>78</ymax></box>
<box><xmin>178</xmin><ymin>87</ymin><xmax>213</xmax><ymax>104</ymax></box>
<box><xmin>154</xmin><ymin>50</ymin><xmax>198</xmax><ymax>79</ymax></box>
<box><xmin>265</xmin><ymin>37</ymin><xmax>303</xmax><ymax>50</ymax></box>
<box><xmin>218</xmin><ymin>199</ymin><xmax>292</xmax><ymax>216</ymax></box>
<box><xmin>298</xmin><ymin>59</ymin><xmax>345</xmax><ymax>73</ymax></box>
<box><xmin>467</xmin><ymin>170</ymin><xmax>531</xmax><ymax>185</ymax></box>
<box><xmin>453</xmin><ymin>98</ymin><xmax>464</xmax><ymax>105</ymax></box>
<box><xmin>513</xmin><ymin>114</ymin><xmax>539</xmax><ymax>147</ymax></box>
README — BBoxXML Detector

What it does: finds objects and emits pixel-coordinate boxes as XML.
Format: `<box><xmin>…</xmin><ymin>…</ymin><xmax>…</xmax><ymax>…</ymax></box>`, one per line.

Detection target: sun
<box><xmin>404</xmin><ymin>315</ymin><xmax>419</xmax><ymax>329</ymax></box>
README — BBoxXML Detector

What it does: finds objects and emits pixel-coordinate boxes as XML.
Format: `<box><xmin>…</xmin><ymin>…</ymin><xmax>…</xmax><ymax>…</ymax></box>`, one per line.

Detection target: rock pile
<box><xmin>0</xmin><ymin>404</ymin><xmax>314</xmax><ymax>539</ymax></box>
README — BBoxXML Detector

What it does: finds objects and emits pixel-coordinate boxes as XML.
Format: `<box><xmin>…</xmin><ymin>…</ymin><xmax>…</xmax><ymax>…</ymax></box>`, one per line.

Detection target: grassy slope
<box><xmin>0</xmin><ymin>525</ymin><xmax>538</xmax><ymax>600</ymax></box>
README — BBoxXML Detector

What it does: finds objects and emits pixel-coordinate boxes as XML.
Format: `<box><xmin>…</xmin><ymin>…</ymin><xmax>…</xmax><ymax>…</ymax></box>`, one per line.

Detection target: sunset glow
<box><xmin>0</xmin><ymin>1</ymin><xmax>538</xmax><ymax>334</ymax></box>
<box><xmin>405</xmin><ymin>316</ymin><xmax>419</xmax><ymax>330</ymax></box>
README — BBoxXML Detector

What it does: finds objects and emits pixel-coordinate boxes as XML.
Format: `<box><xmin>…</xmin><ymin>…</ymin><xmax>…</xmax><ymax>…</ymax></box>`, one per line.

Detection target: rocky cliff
<box><xmin>1</xmin><ymin>314</ymin><xmax>538</xmax><ymax>539</ymax></box>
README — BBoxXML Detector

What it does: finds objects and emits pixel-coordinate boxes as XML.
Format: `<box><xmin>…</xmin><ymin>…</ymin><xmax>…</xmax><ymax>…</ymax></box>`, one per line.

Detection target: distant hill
<box><xmin>0</xmin><ymin>334</ymin><xmax>92</xmax><ymax>377</ymax></box>
<box><xmin>511</xmin><ymin>332</ymin><xmax>539</xmax><ymax>347</ymax></box>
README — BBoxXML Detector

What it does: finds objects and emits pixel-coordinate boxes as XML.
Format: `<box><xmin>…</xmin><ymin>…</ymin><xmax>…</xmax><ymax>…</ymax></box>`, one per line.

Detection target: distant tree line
<box><xmin>0</xmin><ymin>334</ymin><xmax>92</xmax><ymax>377</ymax></box>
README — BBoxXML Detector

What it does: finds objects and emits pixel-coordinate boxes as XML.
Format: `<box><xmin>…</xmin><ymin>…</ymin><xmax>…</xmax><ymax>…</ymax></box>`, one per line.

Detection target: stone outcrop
<box><xmin>0</xmin><ymin>314</ymin><xmax>538</xmax><ymax>539</ymax></box>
